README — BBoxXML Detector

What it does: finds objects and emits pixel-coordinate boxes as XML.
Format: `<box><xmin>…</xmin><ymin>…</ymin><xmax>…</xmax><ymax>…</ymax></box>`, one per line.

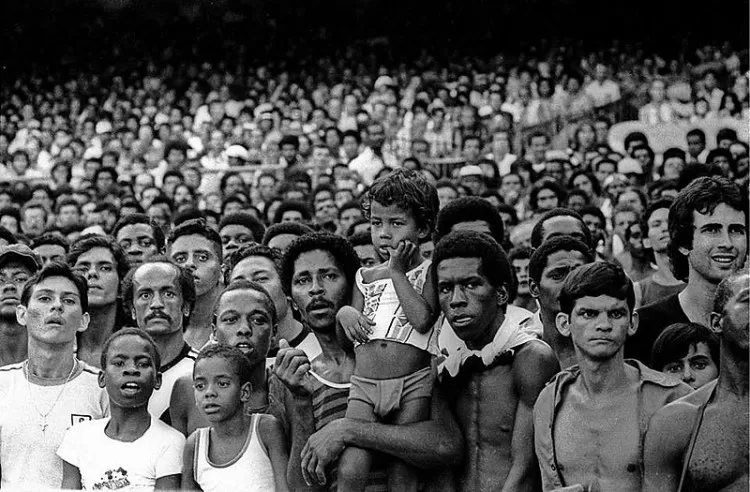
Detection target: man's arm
<box><xmin>169</xmin><ymin>375</ymin><xmax>194</xmax><ymax>436</ymax></box>
<box><xmin>61</xmin><ymin>460</ymin><xmax>83</xmax><ymax>490</ymax></box>
<box><xmin>643</xmin><ymin>402</ymin><xmax>697</xmax><ymax>492</ymax></box>
<box><xmin>501</xmin><ymin>341</ymin><xmax>560</xmax><ymax>492</ymax></box>
<box><xmin>300</xmin><ymin>381</ymin><xmax>463</xmax><ymax>485</ymax></box>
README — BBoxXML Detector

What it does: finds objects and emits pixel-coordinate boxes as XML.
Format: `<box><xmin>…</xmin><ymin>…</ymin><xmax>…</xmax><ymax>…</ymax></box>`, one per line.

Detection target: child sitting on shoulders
<box><xmin>337</xmin><ymin>168</ymin><xmax>440</xmax><ymax>491</ymax></box>
<box><xmin>58</xmin><ymin>328</ymin><xmax>185</xmax><ymax>490</ymax></box>
<box><xmin>182</xmin><ymin>344</ymin><xmax>289</xmax><ymax>492</ymax></box>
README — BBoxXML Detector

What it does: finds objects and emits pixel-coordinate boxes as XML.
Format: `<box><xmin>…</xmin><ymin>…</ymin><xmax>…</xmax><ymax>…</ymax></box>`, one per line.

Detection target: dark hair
<box><xmin>568</xmin><ymin>170</ymin><xmax>602</xmax><ymax>197</ymax></box>
<box><xmin>0</xmin><ymin>223</ymin><xmax>18</xmax><ymax>245</ymax></box>
<box><xmin>218</xmin><ymin>212</ymin><xmax>266</xmax><ymax>245</ymax></box>
<box><xmin>55</xmin><ymin>198</ymin><xmax>80</xmax><ymax>215</ymax></box>
<box><xmin>30</xmin><ymin>233</ymin><xmax>69</xmax><ymax>253</ymax></box>
<box><xmin>651</xmin><ymin>322</ymin><xmax>719</xmax><ymax>371</ymax></box>
<box><xmin>361</xmin><ymin>168</ymin><xmax>439</xmax><ymax>233</ymax></box>
<box><xmin>559</xmin><ymin>262</ymin><xmax>634</xmax><ymax>315</ymax></box>
<box><xmin>579</xmin><ymin>205</ymin><xmax>606</xmax><ymax>229</ymax></box>
<box><xmin>686</xmin><ymin>128</ymin><xmax>706</xmax><ymax>143</ymax></box>
<box><xmin>216</xmin><ymin>279</ymin><xmax>277</xmax><ymax>326</ymax></box>
<box><xmin>624</xmin><ymin>131</ymin><xmax>648</xmax><ymax>150</ymax></box>
<box><xmin>224</xmin><ymin>243</ymin><xmax>280</xmax><ymax>285</ymax></box>
<box><xmin>641</xmin><ymin>198</ymin><xmax>675</xmax><ymax>236</ymax></box>
<box><xmin>280</xmin><ymin>134</ymin><xmax>300</xmax><ymax>149</ymax></box>
<box><xmin>273</xmin><ymin>200</ymin><xmax>312</xmax><ymax>224</ymax></box>
<box><xmin>530</xmin><ymin>208</ymin><xmax>592</xmax><ymax>249</ymax></box>
<box><xmin>716</xmin><ymin>128</ymin><xmax>737</xmax><ymax>145</ymax></box>
<box><xmin>167</xmin><ymin>218</ymin><xmax>223</xmax><ymax>263</ymax></box>
<box><xmin>529</xmin><ymin>236</ymin><xmax>594</xmax><ymax>284</ymax></box>
<box><xmin>338</xmin><ymin>200</ymin><xmax>362</xmax><ymax>219</ymax></box>
<box><xmin>706</xmin><ymin>148</ymin><xmax>736</xmax><ymax>174</ymax></box>
<box><xmin>342</xmin><ymin>129</ymin><xmax>362</xmax><ymax>144</ymax></box>
<box><xmin>432</xmin><ymin>230</ymin><xmax>512</xmax><ymax>294</ymax></box>
<box><xmin>279</xmin><ymin>232</ymin><xmax>360</xmax><ymax>296</ymax></box>
<box><xmin>195</xmin><ymin>344</ymin><xmax>253</xmax><ymax>385</ymax></box>
<box><xmin>529</xmin><ymin>181</ymin><xmax>566</xmax><ymax>212</ymax></box>
<box><xmin>261</xmin><ymin>222</ymin><xmax>314</xmax><ymax>246</ymax></box>
<box><xmin>663</xmin><ymin>147</ymin><xmax>686</xmax><ymax>164</ymax></box>
<box><xmin>162</xmin><ymin>170</ymin><xmax>184</xmax><ymax>185</ymax></box>
<box><xmin>219</xmin><ymin>172</ymin><xmax>247</xmax><ymax>196</ymax></box>
<box><xmin>496</xmin><ymin>203</ymin><xmax>519</xmax><ymax>226</ymax></box>
<box><xmin>21</xmin><ymin>262</ymin><xmax>89</xmax><ymax>313</ymax></box>
<box><xmin>101</xmin><ymin>327</ymin><xmax>161</xmax><ymax>370</ymax></box>
<box><xmin>509</xmin><ymin>246</ymin><xmax>534</xmax><ymax>263</ymax></box>
<box><xmin>348</xmin><ymin>230</ymin><xmax>373</xmax><ymax>247</ymax></box>
<box><xmin>112</xmin><ymin>214</ymin><xmax>166</xmax><ymax>251</ymax></box>
<box><xmin>669</xmin><ymin>177</ymin><xmax>747</xmax><ymax>282</ymax></box>
<box><xmin>435</xmin><ymin>196</ymin><xmax>505</xmax><ymax>244</ymax></box>
<box><xmin>67</xmin><ymin>235</ymin><xmax>131</xmax><ymax>286</ymax></box>
<box><xmin>121</xmin><ymin>257</ymin><xmax>197</xmax><ymax>329</ymax></box>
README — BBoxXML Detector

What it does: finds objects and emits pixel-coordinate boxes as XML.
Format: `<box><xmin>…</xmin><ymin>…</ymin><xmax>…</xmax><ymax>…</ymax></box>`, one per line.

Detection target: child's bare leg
<box><xmin>387</xmin><ymin>396</ymin><xmax>431</xmax><ymax>492</ymax></box>
<box><xmin>337</xmin><ymin>399</ymin><xmax>377</xmax><ymax>492</ymax></box>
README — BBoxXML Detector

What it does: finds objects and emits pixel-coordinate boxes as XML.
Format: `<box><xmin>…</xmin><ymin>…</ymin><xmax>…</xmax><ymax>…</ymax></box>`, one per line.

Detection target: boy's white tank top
<box><xmin>194</xmin><ymin>414</ymin><xmax>275</xmax><ymax>492</ymax></box>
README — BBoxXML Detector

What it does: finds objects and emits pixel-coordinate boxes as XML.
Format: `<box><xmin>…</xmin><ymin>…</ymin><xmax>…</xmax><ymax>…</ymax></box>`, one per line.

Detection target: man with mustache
<box><xmin>68</xmin><ymin>235</ymin><xmax>131</xmax><ymax>368</ymax></box>
<box><xmin>271</xmin><ymin>233</ymin><xmax>463</xmax><ymax>490</ymax></box>
<box><xmin>167</xmin><ymin>219</ymin><xmax>224</xmax><ymax>350</ymax></box>
<box><xmin>122</xmin><ymin>258</ymin><xmax>197</xmax><ymax>423</ymax></box>
<box><xmin>629</xmin><ymin>177</ymin><xmax>748</xmax><ymax>365</ymax></box>
<box><xmin>0</xmin><ymin>244</ymin><xmax>41</xmax><ymax>366</ymax></box>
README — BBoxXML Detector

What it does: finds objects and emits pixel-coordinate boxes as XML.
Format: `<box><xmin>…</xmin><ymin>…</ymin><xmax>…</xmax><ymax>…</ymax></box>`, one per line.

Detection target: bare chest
<box><xmin>554</xmin><ymin>391</ymin><xmax>642</xmax><ymax>491</ymax></box>
<box><xmin>688</xmin><ymin>404</ymin><xmax>749</xmax><ymax>491</ymax></box>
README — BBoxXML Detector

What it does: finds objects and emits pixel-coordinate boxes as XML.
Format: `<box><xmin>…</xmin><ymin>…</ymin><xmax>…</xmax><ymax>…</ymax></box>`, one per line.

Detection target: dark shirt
<box><xmin>627</xmin><ymin>293</ymin><xmax>689</xmax><ymax>365</ymax></box>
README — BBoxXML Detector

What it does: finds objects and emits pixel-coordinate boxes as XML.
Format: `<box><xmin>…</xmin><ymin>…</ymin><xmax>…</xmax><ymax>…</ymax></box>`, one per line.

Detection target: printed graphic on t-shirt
<box><xmin>363</xmin><ymin>283</ymin><xmax>386</xmax><ymax>319</ymax></box>
<box><xmin>71</xmin><ymin>414</ymin><xmax>93</xmax><ymax>426</ymax></box>
<box><xmin>94</xmin><ymin>467</ymin><xmax>130</xmax><ymax>489</ymax></box>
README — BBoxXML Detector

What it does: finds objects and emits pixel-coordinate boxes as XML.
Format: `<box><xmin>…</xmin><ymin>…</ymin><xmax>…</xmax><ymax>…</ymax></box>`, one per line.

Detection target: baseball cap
<box><xmin>459</xmin><ymin>165</ymin><xmax>484</xmax><ymax>178</ymax></box>
<box><xmin>374</xmin><ymin>75</ymin><xmax>396</xmax><ymax>90</ymax></box>
<box><xmin>618</xmin><ymin>157</ymin><xmax>643</xmax><ymax>175</ymax></box>
<box><xmin>226</xmin><ymin>145</ymin><xmax>249</xmax><ymax>161</ymax></box>
<box><xmin>0</xmin><ymin>244</ymin><xmax>42</xmax><ymax>272</ymax></box>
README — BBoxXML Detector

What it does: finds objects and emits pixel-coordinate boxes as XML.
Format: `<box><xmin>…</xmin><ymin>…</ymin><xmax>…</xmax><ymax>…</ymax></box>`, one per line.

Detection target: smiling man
<box><xmin>122</xmin><ymin>258</ymin><xmax>197</xmax><ymax>423</ymax></box>
<box><xmin>534</xmin><ymin>262</ymin><xmax>691</xmax><ymax>492</ymax></box>
<box><xmin>0</xmin><ymin>263</ymin><xmax>108</xmax><ymax>489</ymax></box>
<box><xmin>630</xmin><ymin>177</ymin><xmax>748</xmax><ymax>365</ymax></box>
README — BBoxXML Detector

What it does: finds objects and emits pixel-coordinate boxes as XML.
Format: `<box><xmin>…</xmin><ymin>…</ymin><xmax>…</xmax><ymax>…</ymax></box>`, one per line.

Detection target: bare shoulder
<box><xmin>257</xmin><ymin>414</ymin><xmax>286</xmax><ymax>443</ymax></box>
<box><xmin>513</xmin><ymin>338</ymin><xmax>559</xmax><ymax>372</ymax></box>
<box><xmin>171</xmin><ymin>374</ymin><xmax>194</xmax><ymax>403</ymax></box>
<box><xmin>513</xmin><ymin>339</ymin><xmax>560</xmax><ymax>402</ymax></box>
<box><xmin>651</xmin><ymin>383</ymin><xmax>712</xmax><ymax>427</ymax></box>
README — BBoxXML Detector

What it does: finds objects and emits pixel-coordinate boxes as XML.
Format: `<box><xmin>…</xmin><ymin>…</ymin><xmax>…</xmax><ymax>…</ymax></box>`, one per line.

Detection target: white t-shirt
<box><xmin>0</xmin><ymin>361</ymin><xmax>109</xmax><ymax>490</ymax></box>
<box><xmin>57</xmin><ymin>416</ymin><xmax>185</xmax><ymax>490</ymax></box>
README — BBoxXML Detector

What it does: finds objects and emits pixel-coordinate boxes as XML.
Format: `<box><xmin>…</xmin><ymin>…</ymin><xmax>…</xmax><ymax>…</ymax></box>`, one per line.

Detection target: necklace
<box><xmin>25</xmin><ymin>357</ymin><xmax>78</xmax><ymax>435</ymax></box>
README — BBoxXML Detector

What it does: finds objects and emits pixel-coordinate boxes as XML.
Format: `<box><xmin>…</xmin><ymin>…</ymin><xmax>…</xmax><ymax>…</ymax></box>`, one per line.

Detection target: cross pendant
<box><xmin>40</xmin><ymin>420</ymin><xmax>47</xmax><ymax>434</ymax></box>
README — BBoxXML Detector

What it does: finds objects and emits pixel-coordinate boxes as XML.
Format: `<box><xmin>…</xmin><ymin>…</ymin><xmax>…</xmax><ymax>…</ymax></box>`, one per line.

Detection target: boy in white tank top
<box><xmin>336</xmin><ymin>169</ymin><xmax>440</xmax><ymax>491</ymax></box>
<box><xmin>182</xmin><ymin>344</ymin><xmax>289</xmax><ymax>492</ymax></box>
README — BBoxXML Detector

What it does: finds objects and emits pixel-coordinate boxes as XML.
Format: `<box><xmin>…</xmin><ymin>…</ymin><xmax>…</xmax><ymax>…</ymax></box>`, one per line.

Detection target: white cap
<box><xmin>459</xmin><ymin>165</ymin><xmax>484</xmax><ymax>178</ymax></box>
<box><xmin>95</xmin><ymin>121</ymin><xmax>113</xmax><ymax>134</ymax></box>
<box><xmin>226</xmin><ymin>145</ymin><xmax>249</xmax><ymax>160</ymax></box>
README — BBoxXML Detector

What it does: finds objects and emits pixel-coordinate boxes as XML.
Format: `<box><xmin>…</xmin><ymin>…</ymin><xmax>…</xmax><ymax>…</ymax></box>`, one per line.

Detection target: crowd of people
<box><xmin>0</xmin><ymin>14</ymin><xmax>748</xmax><ymax>492</ymax></box>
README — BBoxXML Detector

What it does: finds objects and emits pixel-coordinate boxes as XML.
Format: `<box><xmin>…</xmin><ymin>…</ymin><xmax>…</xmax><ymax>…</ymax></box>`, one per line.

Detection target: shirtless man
<box><xmin>528</xmin><ymin>237</ymin><xmax>595</xmax><ymax>369</ymax></box>
<box><xmin>434</xmin><ymin>231</ymin><xmax>559</xmax><ymax>491</ymax></box>
<box><xmin>534</xmin><ymin>262</ymin><xmax>691</xmax><ymax>492</ymax></box>
<box><xmin>643</xmin><ymin>270</ymin><xmax>749</xmax><ymax>492</ymax></box>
